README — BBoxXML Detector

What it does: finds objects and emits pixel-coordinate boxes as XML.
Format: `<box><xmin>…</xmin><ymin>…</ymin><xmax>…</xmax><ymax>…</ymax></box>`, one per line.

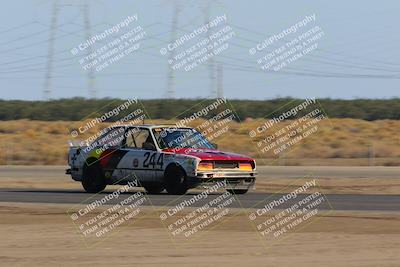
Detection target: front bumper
<box><xmin>190</xmin><ymin>170</ymin><xmax>257</xmax><ymax>190</ymax></box>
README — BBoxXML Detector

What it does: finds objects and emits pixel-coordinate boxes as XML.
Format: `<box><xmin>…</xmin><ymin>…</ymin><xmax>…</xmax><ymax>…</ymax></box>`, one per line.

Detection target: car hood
<box><xmin>162</xmin><ymin>148</ymin><xmax>254</xmax><ymax>161</ymax></box>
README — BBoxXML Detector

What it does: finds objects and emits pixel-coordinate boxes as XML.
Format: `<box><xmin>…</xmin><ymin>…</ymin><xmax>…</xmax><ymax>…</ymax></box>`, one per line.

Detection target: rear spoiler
<box><xmin>68</xmin><ymin>140</ymin><xmax>89</xmax><ymax>148</ymax></box>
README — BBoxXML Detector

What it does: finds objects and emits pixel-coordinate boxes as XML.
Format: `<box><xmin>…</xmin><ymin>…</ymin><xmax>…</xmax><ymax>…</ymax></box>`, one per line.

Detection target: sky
<box><xmin>0</xmin><ymin>0</ymin><xmax>399</xmax><ymax>100</ymax></box>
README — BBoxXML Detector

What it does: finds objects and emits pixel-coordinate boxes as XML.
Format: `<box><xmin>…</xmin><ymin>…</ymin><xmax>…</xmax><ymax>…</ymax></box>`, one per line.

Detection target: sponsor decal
<box><xmin>133</xmin><ymin>158</ymin><xmax>139</xmax><ymax>168</ymax></box>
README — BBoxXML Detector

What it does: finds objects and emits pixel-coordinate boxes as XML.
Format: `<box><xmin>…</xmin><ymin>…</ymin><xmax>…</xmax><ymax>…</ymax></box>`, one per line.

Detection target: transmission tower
<box><xmin>203</xmin><ymin>4</ymin><xmax>217</xmax><ymax>98</ymax></box>
<box><xmin>166</xmin><ymin>3</ymin><xmax>180</xmax><ymax>99</ymax></box>
<box><xmin>43</xmin><ymin>2</ymin><xmax>96</xmax><ymax>100</ymax></box>
<box><xmin>43</xmin><ymin>2</ymin><xmax>59</xmax><ymax>100</ymax></box>
<box><xmin>82</xmin><ymin>2</ymin><xmax>96</xmax><ymax>99</ymax></box>
<box><xmin>216</xmin><ymin>63</ymin><xmax>223</xmax><ymax>98</ymax></box>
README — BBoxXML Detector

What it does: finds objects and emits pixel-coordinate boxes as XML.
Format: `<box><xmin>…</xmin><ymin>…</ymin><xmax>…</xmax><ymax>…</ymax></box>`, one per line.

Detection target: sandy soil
<box><xmin>0</xmin><ymin>202</ymin><xmax>399</xmax><ymax>267</ymax></box>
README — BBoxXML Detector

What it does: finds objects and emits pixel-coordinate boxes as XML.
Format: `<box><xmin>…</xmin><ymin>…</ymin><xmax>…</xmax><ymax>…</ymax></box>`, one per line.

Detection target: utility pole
<box><xmin>43</xmin><ymin>1</ymin><xmax>59</xmax><ymax>100</ymax></box>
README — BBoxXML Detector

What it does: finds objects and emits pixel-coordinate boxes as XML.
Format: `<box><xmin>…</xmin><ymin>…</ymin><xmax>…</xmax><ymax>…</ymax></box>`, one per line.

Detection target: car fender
<box><xmin>162</xmin><ymin>152</ymin><xmax>200</xmax><ymax>178</ymax></box>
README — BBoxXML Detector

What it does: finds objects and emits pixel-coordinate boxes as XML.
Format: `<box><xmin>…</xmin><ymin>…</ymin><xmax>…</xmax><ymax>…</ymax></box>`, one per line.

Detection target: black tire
<box><xmin>227</xmin><ymin>189</ymin><xmax>248</xmax><ymax>195</ymax></box>
<box><xmin>144</xmin><ymin>184</ymin><xmax>164</xmax><ymax>194</ymax></box>
<box><xmin>82</xmin><ymin>162</ymin><xmax>107</xmax><ymax>193</ymax></box>
<box><xmin>164</xmin><ymin>165</ymin><xmax>188</xmax><ymax>195</ymax></box>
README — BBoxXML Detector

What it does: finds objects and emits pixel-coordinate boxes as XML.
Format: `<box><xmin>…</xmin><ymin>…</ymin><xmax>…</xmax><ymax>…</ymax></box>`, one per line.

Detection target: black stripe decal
<box><xmin>104</xmin><ymin>150</ymin><xmax>129</xmax><ymax>169</ymax></box>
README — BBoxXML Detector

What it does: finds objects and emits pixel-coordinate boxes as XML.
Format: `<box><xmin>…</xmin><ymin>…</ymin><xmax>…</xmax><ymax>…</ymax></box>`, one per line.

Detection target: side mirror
<box><xmin>143</xmin><ymin>142</ymin><xmax>156</xmax><ymax>151</ymax></box>
<box><xmin>211</xmin><ymin>143</ymin><xmax>218</xmax><ymax>149</ymax></box>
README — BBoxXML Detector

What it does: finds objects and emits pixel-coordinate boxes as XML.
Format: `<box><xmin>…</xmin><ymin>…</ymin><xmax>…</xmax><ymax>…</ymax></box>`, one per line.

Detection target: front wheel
<box><xmin>164</xmin><ymin>165</ymin><xmax>188</xmax><ymax>195</ymax></box>
<box><xmin>82</xmin><ymin>162</ymin><xmax>107</xmax><ymax>193</ymax></box>
<box><xmin>227</xmin><ymin>189</ymin><xmax>248</xmax><ymax>195</ymax></box>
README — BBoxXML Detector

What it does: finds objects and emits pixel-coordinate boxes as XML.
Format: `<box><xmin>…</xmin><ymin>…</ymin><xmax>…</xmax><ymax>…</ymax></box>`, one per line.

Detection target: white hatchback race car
<box><xmin>67</xmin><ymin>125</ymin><xmax>256</xmax><ymax>195</ymax></box>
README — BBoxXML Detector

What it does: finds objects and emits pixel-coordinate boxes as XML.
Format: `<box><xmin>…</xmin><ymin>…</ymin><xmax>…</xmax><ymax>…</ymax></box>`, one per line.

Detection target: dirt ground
<box><xmin>0</xmin><ymin>202</ymin><xmax>399</xmax><ymax>267</ymax></box>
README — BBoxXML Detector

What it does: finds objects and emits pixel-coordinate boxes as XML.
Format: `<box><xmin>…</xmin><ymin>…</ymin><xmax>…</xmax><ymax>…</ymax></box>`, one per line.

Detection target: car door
<box><xmin>115</xmin><ymin>127</ymin><xmax>159</xmax><ymax>182</ymax></box>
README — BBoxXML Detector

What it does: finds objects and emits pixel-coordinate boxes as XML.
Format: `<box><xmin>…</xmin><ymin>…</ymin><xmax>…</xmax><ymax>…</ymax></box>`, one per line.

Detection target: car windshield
<box><xmin>153</xmin><ymin>128</ymin><xmax>214</xmax><ymax>150</ymax></box>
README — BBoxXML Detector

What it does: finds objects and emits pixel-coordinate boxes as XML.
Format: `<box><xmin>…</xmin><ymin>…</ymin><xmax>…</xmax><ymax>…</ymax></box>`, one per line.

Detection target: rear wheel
<box><xmin>227</xmin><ymin>189</ymin><xmax>248</xmax><ymax>195</ymax></box>
<box><xmin>164</xmin><ymin>165</ymin><xmax>188</xmax><ymax>195</ymax></box>
<box><xmin>82</xmin><ymin>162</ymin><xmax>107</xmax><ymax>193</ymax></box>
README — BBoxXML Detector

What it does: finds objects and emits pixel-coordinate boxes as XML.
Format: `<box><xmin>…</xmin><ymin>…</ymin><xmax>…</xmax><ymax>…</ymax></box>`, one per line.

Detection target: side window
<box><xmin>124</xmin><ymin>128</ymin><xmax>155</xmax><ymax>149</ymax></box>
<box><xmin>135</xmin><ymin>130</ymin><xmax>150</xmax><ymax>148</ymax></box>
<box><xmin>125</xmin><ymin>130</ymin><xmax>136</xmax><ymax>148</ymax></box>
<box><xmin>96</xmin><ymin>127</ymin><xmax>125</xmax><ymax>148</ymax></box>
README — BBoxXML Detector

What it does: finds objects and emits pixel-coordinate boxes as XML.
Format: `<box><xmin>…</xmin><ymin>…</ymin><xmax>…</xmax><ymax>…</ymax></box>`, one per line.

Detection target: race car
<box><xmin>66</xmin><ymin>125</ymin><xmax>256</xmax><ymax>195</ymax></box>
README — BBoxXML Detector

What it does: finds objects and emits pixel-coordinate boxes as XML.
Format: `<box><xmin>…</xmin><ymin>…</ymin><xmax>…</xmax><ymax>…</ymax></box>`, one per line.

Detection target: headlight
<box><xmin>197</xmin><ymin>161</ymin><xmax>214</xmax><ymax>171</ymax></box>
<box><xmin>239</xmin><ymin>162</ymin><xmax>253</xmax><ymax>171</ymax></box>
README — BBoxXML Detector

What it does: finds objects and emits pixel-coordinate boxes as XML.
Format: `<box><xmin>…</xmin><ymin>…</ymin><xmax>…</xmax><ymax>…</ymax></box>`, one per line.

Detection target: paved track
<box><xmin>0</xmin><ymin>188</ymin><xmax>399</xmax><ymax>211</ymax></box>
<box><xmin>0</xmin><ymin>166</ymin><xmax>399</xmax><ymax>211</ymax></box>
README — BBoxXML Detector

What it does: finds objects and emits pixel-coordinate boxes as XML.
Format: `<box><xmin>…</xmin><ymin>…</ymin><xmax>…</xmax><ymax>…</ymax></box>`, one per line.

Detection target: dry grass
<box><xmin>0</xmin><ymin>119</ymin><xmax>399</xmax><ymax>165</ymax></box>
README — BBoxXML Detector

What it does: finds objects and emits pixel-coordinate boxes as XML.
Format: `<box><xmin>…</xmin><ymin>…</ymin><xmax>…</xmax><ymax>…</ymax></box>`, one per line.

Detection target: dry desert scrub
<box><xmin>0</xmin><ymin>119</ymin><xmax>399</xmax><ymax>165</ymax></box>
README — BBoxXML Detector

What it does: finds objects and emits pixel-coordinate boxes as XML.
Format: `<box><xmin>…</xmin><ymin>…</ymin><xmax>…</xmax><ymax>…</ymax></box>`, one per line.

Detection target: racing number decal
<box><xmin>143</xmin><ymin>152</ymin><xmax>153</xmax><ymax>168</ymax></box>
<box><xmin>143</xmin><ymin>152</ymin><xmax>164</xmax><ymax>169</ymax></box>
